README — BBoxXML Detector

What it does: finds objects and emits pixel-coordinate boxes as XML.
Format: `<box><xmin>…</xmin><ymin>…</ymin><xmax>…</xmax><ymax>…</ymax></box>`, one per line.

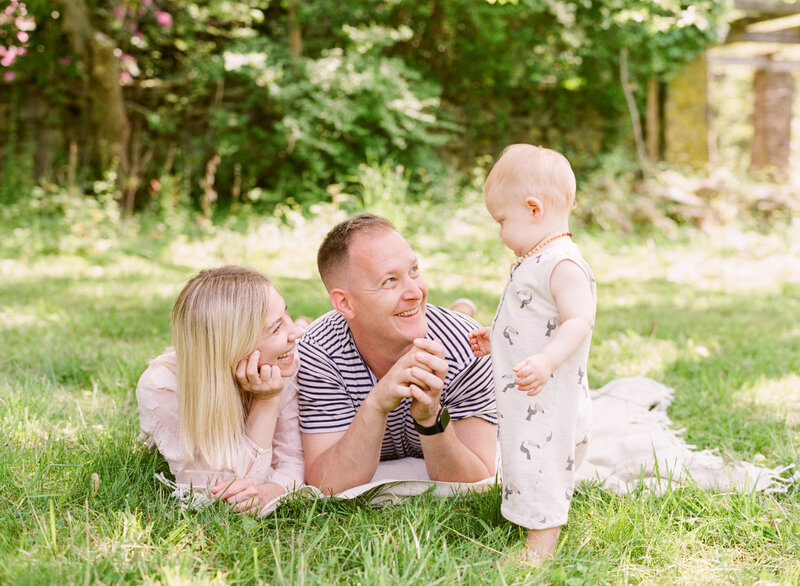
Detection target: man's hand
<box><xmin>235</xmin><ymin>350</ymin><xmax>283</xmax><ymax>401</ymax></box>
<box><xmin>211</xmin><ymin>478</ymin><xmax>286</xmax><ymax>514</ymax></box>
<box><xmin>513</xmin><ymin>353</ymin><xmax>554</xmax><ymax>396</ymax></box>
<box><xmin>406</xmin><ymin>338</ymin><xmax>448</xmax><ymax>426</ymax></box>
<box><xmin>468</xmin><ymin>327</ymin><xmax>491</xmax><ymax>357</ymax></box>
<box><xmin>366</xmin><ymin>338</ymin><xmax>445</xmax><ymax>416</ymax></box>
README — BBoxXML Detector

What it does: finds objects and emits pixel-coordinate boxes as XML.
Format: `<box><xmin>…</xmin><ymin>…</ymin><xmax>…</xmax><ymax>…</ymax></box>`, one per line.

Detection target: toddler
<box><xmin>469</xmin><ymin>144</ymin><xmax>596</xmax><ymax>563</ymax></box>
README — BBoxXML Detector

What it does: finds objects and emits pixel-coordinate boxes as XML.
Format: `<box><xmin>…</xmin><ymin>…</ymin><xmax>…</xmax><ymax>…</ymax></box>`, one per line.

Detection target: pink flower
<box><xmin>3</xmin><ymin>71</ymin><xmax>15</xmax><ymax>82</ymax></box>
<box><xmin>15</xmin><ymin>16</ymin><xmax>36</xmax><ymax>32</ymax></box>
<box><xmin>16</xmin><ymin>31</ymin><xmax>28</xmax><ymax>43</ymax></box>
<box><xmin>0</xmin><ymin>49</ymin><xmax>15</xmax><ymax>67</ymax></box>
<box><xmin>59</xmin><ymin>56</ymin><xmax>71</xmax><ymax>66</ymax></box>
<box><xmin>119</xmin><ymin>70</ymin><xmax>133</xmax><ymax>84</ymax></box>
<box><xmin>155</xmin><ymin>10</ymin><xmax>172</xmax><ymax>28</ymax></box>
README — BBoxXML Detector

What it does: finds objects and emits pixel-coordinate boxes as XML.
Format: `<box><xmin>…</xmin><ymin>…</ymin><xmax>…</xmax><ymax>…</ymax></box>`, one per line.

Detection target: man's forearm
<box><xmin>305</xmin><ymin>398</ymin><xmax>388</xmax><ymax>494</ymax></box>
<box><xmin>419</xmin><ymin>420</ymin><xmax>495</xmax><ymax>483</ymax></box>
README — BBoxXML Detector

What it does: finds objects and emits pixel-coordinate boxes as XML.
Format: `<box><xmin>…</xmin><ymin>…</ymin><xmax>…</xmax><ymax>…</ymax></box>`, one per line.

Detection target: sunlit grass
<box><xmin>1</xmin><ymin>203</ymin><xmax>799</xmax><ymax>583</ymax></box>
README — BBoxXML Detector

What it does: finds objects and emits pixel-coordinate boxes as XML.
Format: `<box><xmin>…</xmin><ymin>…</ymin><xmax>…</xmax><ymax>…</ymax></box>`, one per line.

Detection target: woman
<box><xmin>136</xmin><ymin>266</ymin><xmax>304</xmax><ymax>513</ymax></box>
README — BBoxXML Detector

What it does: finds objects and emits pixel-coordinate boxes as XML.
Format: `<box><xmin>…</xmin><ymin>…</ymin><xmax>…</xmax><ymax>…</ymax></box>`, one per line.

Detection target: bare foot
<box><xmin>522</xmin><ymin>526</ymin><xmax>560</xmax><ymax>564</ymax></box>
<box><xmin>449</xmin><ymin>298</ymin><xmax>476</xmax><ymax>317</ymax></box>
<box><xmin>294</xmin><ymin>316</ymin><xmax>312</xmax><ymax>330</ymax></box>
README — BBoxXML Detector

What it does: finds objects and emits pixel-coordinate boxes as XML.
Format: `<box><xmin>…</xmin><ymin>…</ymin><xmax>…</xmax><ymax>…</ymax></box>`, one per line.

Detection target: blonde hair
<box><xmin>170</xmin><ymin>266</ymin><xmax>273</xmax><ymax>471</ymax></box>
<box><xmin>485</xmin><ymin>144</ymin><xmax>576</xmax><ymax>212</ymax></box>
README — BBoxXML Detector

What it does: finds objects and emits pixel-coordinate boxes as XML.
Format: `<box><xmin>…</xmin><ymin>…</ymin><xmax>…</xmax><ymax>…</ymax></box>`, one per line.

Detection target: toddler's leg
<box><xmin>524</xmin><ymin>526</ymin><xmax>561</xmax><ymax>562</ymax></box>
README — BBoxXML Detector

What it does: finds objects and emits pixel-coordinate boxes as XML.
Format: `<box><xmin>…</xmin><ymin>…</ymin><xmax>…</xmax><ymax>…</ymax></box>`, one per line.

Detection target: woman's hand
<box><xmin>468</xmin><ymin>327</ymin><xmax>492</xmax><ymax>357</ymax></box>
<box><xmin>235</xmin><ymin>350</ymin><xmax>283</xmax><ymax>401</ymax></box>
<box><xmin>211</xmin><ymin>478</ymin><xmax>287</xmax><ymax>514</ymax></box>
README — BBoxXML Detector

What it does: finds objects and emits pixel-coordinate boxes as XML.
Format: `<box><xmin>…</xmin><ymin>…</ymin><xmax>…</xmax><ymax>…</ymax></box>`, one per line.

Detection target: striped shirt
<box><xmin>297</xmin><ymin>304</ymin><xmax>497</xmax><ymax>461</ymax></box>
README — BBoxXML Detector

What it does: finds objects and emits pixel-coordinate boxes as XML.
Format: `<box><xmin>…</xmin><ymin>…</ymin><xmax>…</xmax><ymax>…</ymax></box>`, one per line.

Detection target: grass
<box><xmin>1</xmin><ymin>198</ymin><xmax>799</xmax><ymax>584</ymax></box>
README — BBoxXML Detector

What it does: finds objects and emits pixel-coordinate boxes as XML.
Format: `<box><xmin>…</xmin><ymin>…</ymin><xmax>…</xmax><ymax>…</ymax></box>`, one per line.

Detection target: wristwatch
<box><xmin>414</xmin><ymin>405</ymin><xmax>450</xmax><ymax>436</ymax></box>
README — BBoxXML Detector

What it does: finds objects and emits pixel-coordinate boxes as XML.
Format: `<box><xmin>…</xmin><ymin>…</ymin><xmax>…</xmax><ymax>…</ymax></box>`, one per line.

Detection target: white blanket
<box><xmin>156</xmin><ymin>376</ymin><xmax>794</xmax><ymax>516</ymax></box>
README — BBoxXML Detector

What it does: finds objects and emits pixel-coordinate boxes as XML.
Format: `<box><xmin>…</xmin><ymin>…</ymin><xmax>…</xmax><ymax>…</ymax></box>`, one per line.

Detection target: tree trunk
<box><xmin>664</xmin><ymin>55</ymin><xmax>709</xmax><ymax>169</ymax></box>
<box><xmin>288</xmin><ymin>0</ymin><xmax>302</xmax><ymax>56</ymax></box>
<box><xmin>54</xmin><ymin>0</ymin><xmax>129</xmax><ymax>177</ymax></box>
<box><xmin>619</xmin><ymin>49</ymin><xmax>650</xmax><ymax>178</ymax></box>
<box><xmin>750</xmin><ymin>66</ymin><xmax>794</xmax><ymax>179</ymax></box>
<box><xmin>646</xmin><ymin>77</ymin><xmax>660</xmax><ymax>163</ymax></box>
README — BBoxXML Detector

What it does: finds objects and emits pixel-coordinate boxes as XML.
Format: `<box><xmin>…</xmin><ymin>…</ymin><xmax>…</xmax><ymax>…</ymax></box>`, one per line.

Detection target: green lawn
<box><xmin>1</xmin><ymin>206</ymin><xmax>798</xmax><ymax>584</ymax></box>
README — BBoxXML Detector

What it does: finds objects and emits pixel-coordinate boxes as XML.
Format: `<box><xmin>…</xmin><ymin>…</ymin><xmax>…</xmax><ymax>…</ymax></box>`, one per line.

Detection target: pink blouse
<box><xmin>136</xmin><ymin>351</ymin><xmax>305</xmax><ymax>493</ymax></box>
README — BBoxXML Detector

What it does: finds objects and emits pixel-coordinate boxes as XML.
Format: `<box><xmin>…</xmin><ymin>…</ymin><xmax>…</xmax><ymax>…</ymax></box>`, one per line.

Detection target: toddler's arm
<box><xmin>468</xmin><ymin>326</ymin><xmax>492</xmax><ymax>357</ymax></box>
<box><xmin>514</xmin><ymin>260</ymin><xmax>595</xmax><ymax>395</ymax></box>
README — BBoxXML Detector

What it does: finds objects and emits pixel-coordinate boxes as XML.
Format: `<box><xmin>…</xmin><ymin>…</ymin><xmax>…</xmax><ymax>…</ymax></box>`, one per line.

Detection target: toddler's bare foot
<box><xmin>522</xmin><ymin>526</ymin><xmax>560</xmax><ymax>564</ymax></box>
<box><xmin>450</xmin><ymin>297</ymin><xmax>476</xmax><ymax>317</ymax></box>
<box><xmin>294</xmin><ymin>316</ymin><xmax>312</xmax><ymax>330</ymax></box>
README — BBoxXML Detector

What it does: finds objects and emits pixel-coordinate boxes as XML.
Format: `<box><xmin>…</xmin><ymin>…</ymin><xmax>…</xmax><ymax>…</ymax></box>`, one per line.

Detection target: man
<box><xmin>297</xmin><ymin>213</ymin><xmax>497</xmax><ymax>494</ymax></box>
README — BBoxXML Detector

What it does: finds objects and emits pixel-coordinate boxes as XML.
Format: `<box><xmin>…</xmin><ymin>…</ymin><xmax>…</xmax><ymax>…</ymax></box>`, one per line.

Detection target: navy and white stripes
<box><xmin>297</xmin><ymin>305</ymin><xmax>497</xmax><ymax>461</ymax></box>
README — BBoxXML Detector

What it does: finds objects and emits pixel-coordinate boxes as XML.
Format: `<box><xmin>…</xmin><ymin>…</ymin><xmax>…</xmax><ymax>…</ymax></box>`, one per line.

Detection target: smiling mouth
<box><xmin>395</xmin><ymin>307</ymin><xmax>419</xmax><ymax>318</ymax></box>
<box><xmin>276</xmin><ymin>349</ymin><xmax>295</xmax><ymax>361</ymax></box>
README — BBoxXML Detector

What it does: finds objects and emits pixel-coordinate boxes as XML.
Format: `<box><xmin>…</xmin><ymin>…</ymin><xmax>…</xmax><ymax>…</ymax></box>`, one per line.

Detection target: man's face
<box><xmin>344</xmin><ymin>228</ymin><xmax>429</xmax><ymax>353</ymax></box>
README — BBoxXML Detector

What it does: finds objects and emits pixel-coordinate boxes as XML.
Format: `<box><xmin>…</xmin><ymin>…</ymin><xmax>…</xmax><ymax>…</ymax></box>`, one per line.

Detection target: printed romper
<box><xmin>490</xmin><ymin>240</ymin><xmax>596</xmax><ymax>530</ymax></box>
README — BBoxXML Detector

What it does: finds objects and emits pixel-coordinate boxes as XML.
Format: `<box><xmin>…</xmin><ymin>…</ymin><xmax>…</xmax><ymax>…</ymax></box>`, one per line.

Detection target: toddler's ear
<box><xmin>525</xmin><ymin>196</ymin><xmax>544</xmax><ymax>221</ymax></box>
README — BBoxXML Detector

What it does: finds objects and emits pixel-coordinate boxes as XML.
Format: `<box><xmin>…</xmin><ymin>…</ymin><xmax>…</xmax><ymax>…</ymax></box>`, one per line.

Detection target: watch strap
<box><xmin>414</xmin><ymin>406</ymin><xmax>450</xmax><ymax>436</ymax></box>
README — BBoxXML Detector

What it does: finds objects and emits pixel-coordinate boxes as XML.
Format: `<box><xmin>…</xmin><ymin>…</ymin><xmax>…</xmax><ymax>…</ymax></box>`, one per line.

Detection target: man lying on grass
<box><xmin>294</xmin><ymin>214</ymin><xmax>498</xmax><ymax>494</ymax></box>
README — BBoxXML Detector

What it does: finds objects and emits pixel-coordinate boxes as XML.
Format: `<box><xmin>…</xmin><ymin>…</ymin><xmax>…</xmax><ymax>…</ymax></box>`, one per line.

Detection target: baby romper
<box><xmin>490</xmin><ymin>240</ymin><xmax>596</xmax><ymax>529</ymax></box>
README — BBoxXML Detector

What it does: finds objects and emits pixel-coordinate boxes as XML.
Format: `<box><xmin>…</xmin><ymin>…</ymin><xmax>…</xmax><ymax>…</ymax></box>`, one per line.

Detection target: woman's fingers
<box><xmin>265</xmin><ymin>363</ymin><xmax>283</xmax><ymax>389</ymax></box>
<box><xmin>236</xmin><ymin>351</ymin><xmax>264</xmax><ymax>389</ymax></box>
<box><xmin>246</xmin><ymin>351</ymin><xmax>261</xmax><ymax>383</ymax></box>
<box><xmin>212</xmin><ymin>478</ymin><xmax>253</xmax><ymax>499</ymax></box>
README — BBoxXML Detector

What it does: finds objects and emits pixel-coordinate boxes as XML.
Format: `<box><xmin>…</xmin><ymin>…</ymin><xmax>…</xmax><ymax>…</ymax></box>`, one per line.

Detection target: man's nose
<box><xmin>401</xmin><ymin>276</ymin><xmax>424</xmax><ymax>299</ymax></box>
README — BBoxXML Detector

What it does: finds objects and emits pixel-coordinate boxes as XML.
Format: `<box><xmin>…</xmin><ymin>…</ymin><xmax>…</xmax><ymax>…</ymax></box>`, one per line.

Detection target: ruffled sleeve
<box><xmin>267</xmin><ymin>377</ymin><xmax>305</xmax><ymax>491</ymax></box>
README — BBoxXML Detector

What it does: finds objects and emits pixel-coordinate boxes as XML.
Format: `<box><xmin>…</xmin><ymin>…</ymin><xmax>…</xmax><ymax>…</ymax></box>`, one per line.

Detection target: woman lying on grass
<box><xmin>136</xmin><ymin>266</ymin><xmax>305</xmax><ymax>513</ymax></box>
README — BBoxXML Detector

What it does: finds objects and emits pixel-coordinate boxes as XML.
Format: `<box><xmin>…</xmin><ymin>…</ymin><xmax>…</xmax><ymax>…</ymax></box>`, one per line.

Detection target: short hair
<box><xmin>484</xmin><ymin>144</ymin><xmax>576</xmax><ymax>212</ymax></box>
<box><xmin>317</xmin><ymin>213</ymin><xmax>395</xmax><ymax>291</ymax></box>
<box><xmin>171</xmin><ymin>265</ymin><xmax>273</xmax><ymax>471</ymax></box>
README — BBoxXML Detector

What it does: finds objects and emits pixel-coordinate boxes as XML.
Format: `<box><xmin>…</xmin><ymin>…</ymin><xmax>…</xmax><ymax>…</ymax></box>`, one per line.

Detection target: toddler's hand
<box><xmin>513</xmin><ymin>354</ymin><xmax>553</xmax><ymax>396</ymax></box>
<box><xmin>468</xmin><ymin>327</ymin><xmax>491</xmax><ymax>357</ymax></box>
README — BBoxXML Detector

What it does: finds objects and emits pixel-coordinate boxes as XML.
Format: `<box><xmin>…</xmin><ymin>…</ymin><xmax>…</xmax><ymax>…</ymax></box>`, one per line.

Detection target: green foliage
<box><xmin>1</xmin><ymin>178</ymin><xmax>127</xmax><ymax>257</ymax></box>
<box><xmin>301</xmin><ymin>0</ymin><xmax>725</xmax><ymax>169</ymax></box>
<box><xmin>0</xmin><ymin>0</ymin><xmax>728</xmax><ymax>216</ymax></box>
<box><xmin>102</xmin><ymin>2</ymin><xmax>450</xmax><ymax>210</ymax></box>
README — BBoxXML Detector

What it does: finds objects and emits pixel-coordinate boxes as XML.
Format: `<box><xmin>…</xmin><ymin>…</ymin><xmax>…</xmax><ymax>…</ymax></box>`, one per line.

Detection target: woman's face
<box><xmin>253</xmin><ymin>287</ymin><xmax>303</xmax><ymax>377</ymax></box>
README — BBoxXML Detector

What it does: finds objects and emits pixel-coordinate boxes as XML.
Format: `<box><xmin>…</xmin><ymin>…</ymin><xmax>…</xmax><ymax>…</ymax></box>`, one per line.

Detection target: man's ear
<box><xmin>525</xmin><ymin>196</ymin><xmax>544</xmax><ymax>222</ymax></box>
<box><xmin>329</xmin><ymin>288</ymin><xmax>354</xmax><ymax>319</ymax></box>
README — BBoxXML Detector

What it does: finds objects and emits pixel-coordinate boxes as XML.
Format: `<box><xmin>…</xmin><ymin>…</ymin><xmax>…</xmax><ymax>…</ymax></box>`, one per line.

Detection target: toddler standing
<box><xmin>469</xmin><ymin>144</ymin><xmax>596</xmax><ymax>562</ymax></box>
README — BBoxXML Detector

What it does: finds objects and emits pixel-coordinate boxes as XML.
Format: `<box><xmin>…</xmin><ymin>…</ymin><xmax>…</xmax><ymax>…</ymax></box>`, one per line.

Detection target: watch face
<box><xmin>415</xmin><ymin>406</ymin><xmax>450</xmax><ymax>435</ymax></box>
<box><xmin>440</xmin><ymin>407</ymin><xmax>450</xmax><ymax>430</ymax></box>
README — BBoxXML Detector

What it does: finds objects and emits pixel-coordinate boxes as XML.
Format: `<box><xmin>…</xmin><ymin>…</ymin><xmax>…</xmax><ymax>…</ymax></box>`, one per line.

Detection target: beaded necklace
<box><xmin>510</xmin><ymin>232</ymin><xmax>572</xmax><ymax>272</ymax></box>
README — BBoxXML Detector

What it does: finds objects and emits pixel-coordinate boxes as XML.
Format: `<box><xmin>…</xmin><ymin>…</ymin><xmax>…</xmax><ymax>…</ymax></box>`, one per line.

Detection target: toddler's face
<box><xmin>485</xmin><ymin>186</ymin><xmax>542</xmax><ymax>257</ymax></box>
